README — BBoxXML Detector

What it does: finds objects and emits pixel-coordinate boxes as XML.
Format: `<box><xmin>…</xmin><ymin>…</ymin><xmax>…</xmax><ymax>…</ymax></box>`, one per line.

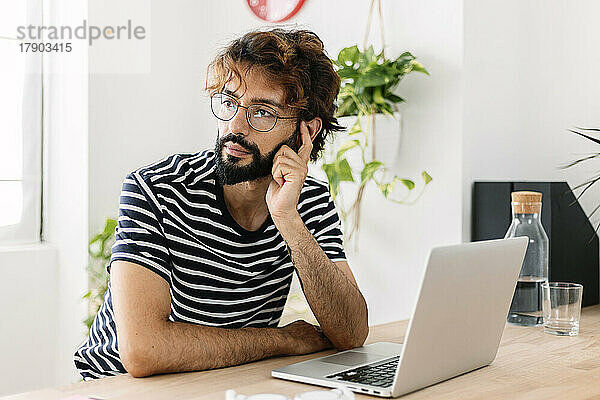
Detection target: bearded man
<box><xmin>74</xmin><ymin>28</ymin><xmax>369</xmax><ymax>380</ymax></box>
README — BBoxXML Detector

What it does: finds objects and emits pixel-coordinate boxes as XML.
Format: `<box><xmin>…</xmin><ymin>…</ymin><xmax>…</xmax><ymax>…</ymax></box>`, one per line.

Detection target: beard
<box><xmin>214</xmin><ymin>127</ymin><xmax>300</xmax><ymax>186</ymax></box>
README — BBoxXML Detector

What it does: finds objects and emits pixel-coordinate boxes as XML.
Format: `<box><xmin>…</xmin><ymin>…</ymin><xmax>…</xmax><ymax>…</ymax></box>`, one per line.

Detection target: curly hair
<box><xmin>206</xmin><ymin>28</ymin><xmax>343</xmax><ymax>162</ymax></box>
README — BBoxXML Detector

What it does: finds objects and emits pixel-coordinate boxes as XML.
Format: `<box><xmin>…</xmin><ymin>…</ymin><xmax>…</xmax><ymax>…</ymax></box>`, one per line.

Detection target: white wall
<box><xmin>88</xmin><ymin>0</ymin><xmax>464</xmax><ymax>326</ymax></box>
<box><xmin>0</xmin><ymin>245</ymin><xmax>58</xmax><ymax>396</ymax></box>
<box><xmin>462</xmin><ymin>0</ymin><xmax>600</xmax><ymax>241</ymax></box>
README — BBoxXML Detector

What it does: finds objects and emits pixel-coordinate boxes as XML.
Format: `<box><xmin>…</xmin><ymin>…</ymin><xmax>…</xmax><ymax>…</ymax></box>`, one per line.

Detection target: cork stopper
<box><xmin>511</xmin><ymin>191</ymin><xmax>542</xmax><ymax>214</ymax></box>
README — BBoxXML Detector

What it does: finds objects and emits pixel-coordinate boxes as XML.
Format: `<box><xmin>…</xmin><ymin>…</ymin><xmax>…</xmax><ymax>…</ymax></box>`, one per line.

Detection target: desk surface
<box><xmin>5</xmin><ymin>305</ymin><xmax>600</xmax><ymax>400</ymax></box>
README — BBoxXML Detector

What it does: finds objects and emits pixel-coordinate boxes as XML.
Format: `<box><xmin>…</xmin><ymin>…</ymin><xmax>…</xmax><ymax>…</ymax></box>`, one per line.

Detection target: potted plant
<box><xmin>322</xmin><ymin>24</ymin><xmax>431</xmax><ymax>247</ymax></box>
<box><xmin>563</xmin><ymin>126</ymin><xmax>600</xmax><ymax>236</ymax></box>
<box><xmin>82</xmin><ymin>218</ymin><xmax>116</xmax><ymax>331</ymax></box>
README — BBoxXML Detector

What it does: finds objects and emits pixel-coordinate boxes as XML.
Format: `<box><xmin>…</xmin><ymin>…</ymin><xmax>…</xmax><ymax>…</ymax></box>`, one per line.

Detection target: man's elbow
<box><xmin>346</xmin><ymin>306</ymin><xmax>370</xmax><ymax>349</ymax></box>
<box><xmin>119</xmin><ymin>337</ymin><xmax>157</xmax><ymax>378</ymax></box>
<box><xmin>357</xmin><ymin>325</ymin><xmax>370</xmax><ymax>347</ymax></box>
<box><xmin>352</xmin><ymin>326</ymin><xmax>370</xmax><ymax>349</ymax></box>
<box><xmin>334</xmin><ymin>336</ymin><xmax>366</xmax><ymax>351</ymax></box>
<box><xmin>335</xmin><ymin>325</ymin><xmax>370</xmax><ymax>351</ymax></box>
<box><xmin>124</xmin><ymin>360</ymin><xmax>154</xmax><ymax>378</ymax></box>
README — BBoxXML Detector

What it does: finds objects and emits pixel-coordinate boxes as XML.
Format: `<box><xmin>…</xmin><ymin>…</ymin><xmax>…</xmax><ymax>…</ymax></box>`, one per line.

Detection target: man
<box><xmin>74</xmin><ymin>28</ymin><xmax>369</xmax><ymax>380</ymax></box>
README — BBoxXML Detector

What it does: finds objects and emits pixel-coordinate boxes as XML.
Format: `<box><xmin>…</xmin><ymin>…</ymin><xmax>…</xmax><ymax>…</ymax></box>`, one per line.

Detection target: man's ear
<box><xmin>304</xmin><ymin>117</ymin><xmax>322</xmax><ymax>142</ymax></box>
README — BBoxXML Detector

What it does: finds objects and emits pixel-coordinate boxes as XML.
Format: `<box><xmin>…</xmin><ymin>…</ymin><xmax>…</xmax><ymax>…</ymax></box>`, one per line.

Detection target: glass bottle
<box><xmin>504</xmin><ymin>191</ymin><xmax>549</xmax><ymax>326</ymax></box>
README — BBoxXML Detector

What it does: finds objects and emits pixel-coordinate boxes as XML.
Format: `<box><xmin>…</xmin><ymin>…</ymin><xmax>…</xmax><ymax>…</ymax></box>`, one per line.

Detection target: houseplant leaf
<box><xmin>358</xmin><ymin>45</ymin><xmax>377</xmax><ymax>68</ymax></box>
<box><xmin>338</xmin><ymin>68</ymin><xmax>360</xmax><ymax>80</ymax></box>
<box><xmin>361</xmin><ymin>161</ymin><xmax>383</xmax><ymax>184</ymax></box>
<box><xmin>323</xmin><ymin>158</ymin><xmax>355</xmax><ymax>201</ymax></box>
<box><xmin>348</xmin><ymin>119</ymin><xmax>362</xmax><ymax>135</ymax></box>
<box><xmin>337</xmin><ymin>140</ymin><xmax>361</xmax><ymax>160</ymax></box>
<box><xmin>337</xmin><ymin>45</ymin><xmax>360</xmax><ymax>68</ymax></box>
<box><xmin>373</xmin><ymin>87</ymin><xmax>385</xmax><ymax>105</ymax></box>
<box><xmin>383</xmin><ymin>92</ymin><xmax>404</xmax><ymax>103</ymax></box>
<box><xmin>356</xmin><ymin>69</ymin><xmax>389</xmax><ymax>88</ymax></box>
<box><xmin>378</xmin><ymin>181</ymin><xmax>395</xmax><ymax>198</ymax></box>
<box><xmin>422</xmin><ymin>171</ymin><xmax>433</xmax><ymax>184</ymax></box>
<box><xmin>322</xmin><ymin>163</ymin><xmax>340</xmax><ymax>199</ymax></box>
<box><xmin>401</xmin><ymin>179</ymin><xmax>415</xmax><ymax>190</ymax></box>
<box><xmin>336</xmin><ymin>158</ymin><xmax>355</xmax><ymax>182</ymax></box>
<box><xmin>410</xmin><ymin>60</ymin><xmax>429</xmax><ymax>75</ymax></box>
<box><xmin>337</xmin><ymin>96</ymin><xmax>357</xmax><ymax>117</ymax></box>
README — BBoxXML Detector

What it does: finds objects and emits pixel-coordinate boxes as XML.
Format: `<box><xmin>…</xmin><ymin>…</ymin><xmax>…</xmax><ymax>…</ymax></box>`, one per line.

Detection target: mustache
<box><xmin>217</xmin><ymin>133</ymin><xmax>260</xmax><ymax>155</ymax></box>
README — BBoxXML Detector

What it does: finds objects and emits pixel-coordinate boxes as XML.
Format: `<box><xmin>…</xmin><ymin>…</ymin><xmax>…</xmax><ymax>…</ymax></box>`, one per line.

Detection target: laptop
<box><xmin>272</xmin><ymin>237</ymin><xmax>529</xmax><ymax>397</ymax></box>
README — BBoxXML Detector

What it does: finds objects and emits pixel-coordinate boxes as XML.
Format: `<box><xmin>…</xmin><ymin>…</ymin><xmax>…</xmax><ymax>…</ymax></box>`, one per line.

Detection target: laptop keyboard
<box><xmin>326</xmin><ymin>355</ymin><xmax>400</xmax><ymax>388</ymax></box>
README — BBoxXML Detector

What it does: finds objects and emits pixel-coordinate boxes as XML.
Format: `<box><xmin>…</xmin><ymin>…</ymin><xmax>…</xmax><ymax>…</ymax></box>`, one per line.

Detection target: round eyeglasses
<box><xmin>210</xmin><ymin>92</ymin><xmax>297</xmax><ymax>132</ymax></box>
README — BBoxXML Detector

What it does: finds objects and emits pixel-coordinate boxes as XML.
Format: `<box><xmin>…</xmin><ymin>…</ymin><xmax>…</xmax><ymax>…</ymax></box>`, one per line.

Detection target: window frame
<box><xmin>0</xmin><ymin>0</ymin><xmax>43</xmax><ymax>245</ymax></box>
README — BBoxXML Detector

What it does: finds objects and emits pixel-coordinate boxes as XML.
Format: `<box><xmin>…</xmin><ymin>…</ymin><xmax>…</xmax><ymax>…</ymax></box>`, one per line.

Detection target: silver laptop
<box><xmin>272</xmin><ymin>237</ymin><xmax>529</xmax><ymax>398</ymax></box>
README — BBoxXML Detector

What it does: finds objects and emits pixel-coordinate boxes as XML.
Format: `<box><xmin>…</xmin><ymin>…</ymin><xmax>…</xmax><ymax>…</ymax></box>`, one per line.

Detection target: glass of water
<box><xmin>541</xmin><ymin>282</ymin><xmax>583</xmax><ymax>336</ymax></box>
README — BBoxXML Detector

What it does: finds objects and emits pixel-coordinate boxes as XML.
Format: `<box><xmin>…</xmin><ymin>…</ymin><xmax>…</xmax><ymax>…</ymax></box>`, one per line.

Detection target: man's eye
<box><xmin>253</xmin><ymin>108</ymin><xmax>275</xmax><ymax>118</ymax></box>
<box><xmin>222</xmin><ymin>100</ymin><xmax>236</xmax><ymax>108</ymax></box>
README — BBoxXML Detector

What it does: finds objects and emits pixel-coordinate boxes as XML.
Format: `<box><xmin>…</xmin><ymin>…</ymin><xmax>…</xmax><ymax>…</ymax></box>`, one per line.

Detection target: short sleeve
<box><xmin>109</xmin><ymin>172</ymin><xmax>172</xmax><ymax>282</ymax></box>
<box><xmin>313</xmin><ymin>192</ymin><xmax>347</xmax><ymax>263</ymax></box>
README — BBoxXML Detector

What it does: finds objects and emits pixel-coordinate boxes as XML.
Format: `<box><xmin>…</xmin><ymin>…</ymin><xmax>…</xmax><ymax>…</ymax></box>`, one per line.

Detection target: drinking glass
<box><xmin>541</xmin><ymin>282</ymin><xmax>583</xmax><ymax>336</ymax></box>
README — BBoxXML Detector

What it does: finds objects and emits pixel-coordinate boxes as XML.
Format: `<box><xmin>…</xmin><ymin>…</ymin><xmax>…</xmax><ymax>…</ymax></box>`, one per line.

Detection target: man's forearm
<box><xmin>275</xmin><ymin>214</ymin><xmax>369</xmax><ymax>350</ymax></box>
<box><xmin>122</xmin><ymin>321</ymin><xmax>288</xmax><ymax>377</ymax></box>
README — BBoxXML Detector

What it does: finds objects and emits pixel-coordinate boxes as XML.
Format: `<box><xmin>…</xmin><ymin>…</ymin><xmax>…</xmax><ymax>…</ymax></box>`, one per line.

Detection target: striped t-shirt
<box><xmin>73</xmin><ymin>149</ymin><xmax>346</xmax><ymax>380</ymax></box>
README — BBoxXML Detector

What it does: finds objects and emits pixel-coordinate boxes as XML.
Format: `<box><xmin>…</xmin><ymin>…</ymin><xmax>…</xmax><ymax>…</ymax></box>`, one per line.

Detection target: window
<box><xmin>0</xmin><ymin>0</ymin><xmax>43</xmax><ymax>244</ymax></box>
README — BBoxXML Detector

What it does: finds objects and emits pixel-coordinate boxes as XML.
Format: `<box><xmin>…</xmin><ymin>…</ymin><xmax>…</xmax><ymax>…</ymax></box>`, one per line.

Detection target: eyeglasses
<box><xmin>210</xmin><ymin>92</ymin><xmax>296</xmax><ymax>132</ymax></box>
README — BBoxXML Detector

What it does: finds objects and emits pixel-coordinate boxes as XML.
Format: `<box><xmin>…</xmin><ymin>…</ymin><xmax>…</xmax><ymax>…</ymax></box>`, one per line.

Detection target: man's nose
<box><xmin>228</xmin><ymin>106</ymin><xmax>250</xmax><ymax>136</ymax></box>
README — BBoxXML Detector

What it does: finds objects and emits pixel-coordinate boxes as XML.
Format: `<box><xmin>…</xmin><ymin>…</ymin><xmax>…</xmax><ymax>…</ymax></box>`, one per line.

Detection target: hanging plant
<box><xmin>323</xmin><ymin>0</ymin><xmax>432</xmax><ymax>247</ymax></box>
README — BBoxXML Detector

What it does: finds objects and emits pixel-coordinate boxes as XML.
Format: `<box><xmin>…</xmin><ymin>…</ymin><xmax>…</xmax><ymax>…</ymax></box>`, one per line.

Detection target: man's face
<box><xmin>214</xmin><ymin>67</ymin><xmax>300</xmax><ymax>186</ymax></box>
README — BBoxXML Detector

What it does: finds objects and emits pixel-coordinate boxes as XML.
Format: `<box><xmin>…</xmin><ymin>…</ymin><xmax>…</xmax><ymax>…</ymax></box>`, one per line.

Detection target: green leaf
<box><xmin>410</xmin><ymin>60</ymin><xmax>429</xmax><ymax>75</ymax></box>
<box><xmin>395</xmin><ymin>52</ymin><xmax>415</xmax><ymax>63</ymax></box>
<box><xmin>338</xmin><ymin>68</ymin><xmax>359</xmax><ymax>80</ymax></box>
<box><xmin>337</xmin><ymin>96</ymin><xmax>357</xmax><ymax>118</ymax></box>
<box><xmin>361</xmin><ymin>161</ymin><xmax>383</xmax><ymax>184</ymax></box>
<box><xmin>356</xmin><ymin>70</ymin><xmax>389</xmax><ymax>88</ymax></box>
<box><xmin>89</xmin><ymin>233</ymin><xmax>102</xmax><ymax>246</ymax></box>
<box><xmin>378</xmin><ymin>176</ymin><xmax>414</xmax><ymax>197</ymax></box>
<box><xmin>322</xmin><ymin>159</ymin><xmax>355</xmax><ymax>201</ymax></box>
<box><xmin>83</xmin><ymin>315</ymin><xmax>95</xmax><ymax>330</ymax></box>
<box><xmin>338</xmin><ymin>84</ymin><xmax>356</xmax><ymax>97</ymax></box>
<box><xmin>401</xmin><ymin>179</ymin><xmax>415</xmax><ymax>190</ymax></box>
<box><xmin>358</xmin><ymin>45</ymin><xmax>377</xmax><ymax>68</ymax></box>
<box><xmin>348</xmin><ymin>119</ymin><xmax>362</xmax><ymax>135</ymax></box>
<box><xmin>103</xmin><ymin>219</ymin><xmax>117</xmax><ymax>236</ymax></box>
<box><xmin>422</xmin><ymin>171</ymin><xmax>433</xmax><ymax>184</ymax></box>
<box><xmin>380</xmin><ymin>102</ymin><xmax>394</xmax><ymax>116</ymax></box>
<box><xmin>378</xmin><ymin>181</ymin><xmax>396</xmax><ymax>198</ymax></box>
<box><xmin>336</xmin><ymin>140</ymin><xmax>360</xmax><ymax>160</ymax></box>
<box><xmin>336</xmin><ymin>158</ymin><xmax>355</xmax><ymax>182</ymax></box>
<box><xmin>394</xmin><ymin>53</ymin><xmax>418</xmax><ymax>73</ymax></box>
<box><xmin>337</xmin><ymin>45</ymin><xmax>360</xmax><ymax>67</ymax></box>
<box><xmin>373</xmin><ymin>87</ymin><xmax>384</xmax><ymax>105</ymax></box>
<box><xmin>383</xmin><ymin>93</ymin><xmax>404</xmax><ymax>103</ymax></box>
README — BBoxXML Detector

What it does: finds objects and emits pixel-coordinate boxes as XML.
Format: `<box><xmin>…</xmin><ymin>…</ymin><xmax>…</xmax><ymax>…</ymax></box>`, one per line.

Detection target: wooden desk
<box><xmin>5</xmin><ymin>305</ymin><xmax>600</xmax><ymax>400</ymax></box>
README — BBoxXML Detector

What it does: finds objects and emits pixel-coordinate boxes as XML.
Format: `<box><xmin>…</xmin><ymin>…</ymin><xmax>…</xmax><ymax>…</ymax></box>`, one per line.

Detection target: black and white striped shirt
<box><xmin>73</xmin><ymin>150</ymin><xmax>346</xmax><ymax>380</ymax></box>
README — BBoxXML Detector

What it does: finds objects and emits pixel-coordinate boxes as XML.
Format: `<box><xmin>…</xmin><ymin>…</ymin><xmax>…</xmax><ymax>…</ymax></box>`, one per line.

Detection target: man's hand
<box><xmin>266</xmin><ymin>121</ymin><xmax>313</xmax><ymax>222</ymax></box>
<box><xmin>280</xmin><ymin>320</ymin><xmax>333</xmax><ymax>355</ymax></box>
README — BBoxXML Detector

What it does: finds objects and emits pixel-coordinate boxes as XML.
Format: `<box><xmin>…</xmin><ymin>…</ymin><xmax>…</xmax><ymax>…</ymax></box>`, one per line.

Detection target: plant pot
<box><xmin>337</xmin><ymin>112</ymin><xmax>402</xmax><ymax>166</ymax></box>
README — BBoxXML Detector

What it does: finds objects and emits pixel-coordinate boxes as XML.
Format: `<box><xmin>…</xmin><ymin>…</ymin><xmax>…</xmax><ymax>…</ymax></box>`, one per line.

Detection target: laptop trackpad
<box><xmin>319</xmin><ymin>351</ymin><xmax>387</xmax><ymax>367</ymax></box>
